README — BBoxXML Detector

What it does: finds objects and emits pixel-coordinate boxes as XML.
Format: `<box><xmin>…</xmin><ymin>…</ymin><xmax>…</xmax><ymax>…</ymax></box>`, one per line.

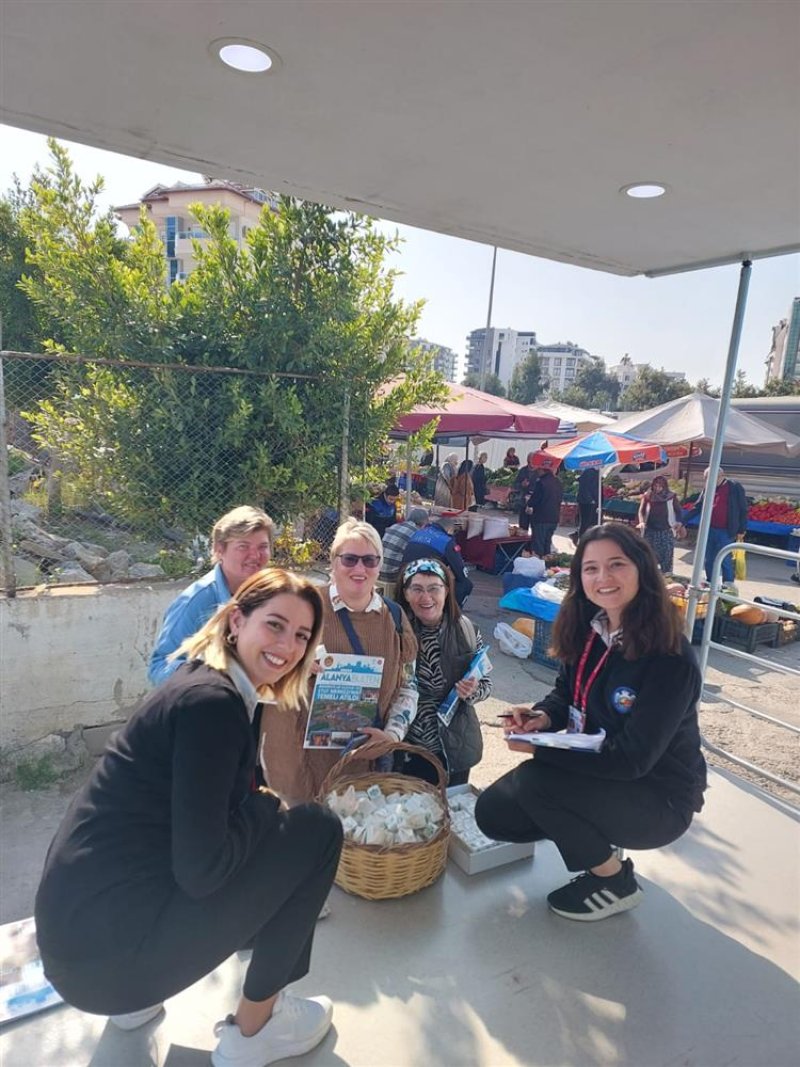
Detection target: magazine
<box><xmin>507</xmin><ymin>727</ymin><xmax>606</xmax><ymax>752</ymax></box>
<box><xmin>0</xmin><ymin>917</ymin><xmax>62</xmax><ymax>1025</ymax></box>
<box><xmin>303</xmin><ymin>653</ymin><xmax>385</xmax><ymax>749</ymax></box>
<box><xmin>437</xmin><ymin>647</ymin><xmax>493</xmax><ymax>727</ymax></box>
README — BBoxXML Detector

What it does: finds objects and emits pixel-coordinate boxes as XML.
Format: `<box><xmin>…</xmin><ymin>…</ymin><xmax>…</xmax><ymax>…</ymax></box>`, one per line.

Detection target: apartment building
<box><xmin>115</xmin><ymin>180</ymin><xmax>276</xmax><ymax>284</ymax></box>
<box><xmin>464</xmin><ymin>327</ymin><xmax>538</xmax><ymax>387</ymax></box>
<box><xmin>537</xmin><ymin>341</ymin><xmax>592</xmax><ymax>393</ymax></box>
<box><xmin>765</xmin><ymin>297</ymin><xmax>800</xmax><ymax>384</ymax></box>
<box><xmin>413</xmin><ymin>339</ymin><xmax>459</xmax><ymax>381</ymax></box>
<box><xmin>608</xmin><ymin>358</ymin><xmax>687</xmax><ymax>389</ymax></box>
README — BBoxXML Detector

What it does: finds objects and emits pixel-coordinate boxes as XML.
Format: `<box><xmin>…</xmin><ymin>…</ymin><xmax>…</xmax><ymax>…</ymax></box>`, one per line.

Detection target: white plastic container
<box><xmin>483</xmin><ymin>515</ymin><xmax>510</xmax><ymax>540</ymax></box>
<box><xmin>446</xmin><ymin>785</ymin><xmax>536</xmax><ymax>874</ymax></box>
<box><xmin>466</xmin><ymin>513</ymin><xmax>485</xmax><ymax>539</ymax></box>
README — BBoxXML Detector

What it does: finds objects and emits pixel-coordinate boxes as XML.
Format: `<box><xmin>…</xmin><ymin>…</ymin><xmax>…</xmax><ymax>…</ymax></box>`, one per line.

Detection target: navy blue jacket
<box><xmin>401</xmin><ymin>523</ymin><xmax>473</xmax><ymax>606</ymax></box>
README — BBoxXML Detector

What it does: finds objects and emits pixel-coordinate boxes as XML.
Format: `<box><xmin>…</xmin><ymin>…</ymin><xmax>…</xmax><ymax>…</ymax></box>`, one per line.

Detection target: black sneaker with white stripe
<box><xmin>547</xmin><ymin>858</ymin><xmax>643</xmax><ymax>921</ymax></box>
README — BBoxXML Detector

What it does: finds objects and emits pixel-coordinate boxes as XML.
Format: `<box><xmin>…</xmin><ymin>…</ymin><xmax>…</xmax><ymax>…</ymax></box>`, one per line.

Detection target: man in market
<box><xmin>380</xmin><ymin>507</ymin><xmax>429</xmax><ymax>585</ymax></box>
<box><xmin>682</xmin><ymin>466</ymin><xmax>748</xmax><ymax>583</ymax></box>
<box><xmin>513</xmin><ymin>452</ymin><xmax>541</xmax><ymax>534</ymax></box>
<box><xmin>401</xmin><ymin>513</ymin><xmax>473</xmax><ymax>606</ymax></box>
<box><xmin>576</xmin><ymin>467</ymin><xmax>599</xmax><ymax>539</ymax></box>
<box><xmin>526</xmin><ymin>465</ymin><xmax>564</xmax><ymax>558</ymax></box>
<box><xmin>365</xmin><ymin>482</ymin><xmax>401</xmax><ymax>539</ymax></box>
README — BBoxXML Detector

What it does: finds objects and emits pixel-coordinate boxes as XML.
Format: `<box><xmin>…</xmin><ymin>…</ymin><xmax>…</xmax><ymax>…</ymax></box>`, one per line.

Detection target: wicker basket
<box><xmin>318</xmin><ymin>741</ymin><xmax>450</xmax><ymax>901</ymax></box>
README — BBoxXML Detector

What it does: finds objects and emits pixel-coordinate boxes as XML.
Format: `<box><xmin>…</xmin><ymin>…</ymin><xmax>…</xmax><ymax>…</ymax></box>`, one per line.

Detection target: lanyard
<box><xmin>572</xmin><ymin>630</ymin><xmax>612</xmax><ymax>712</ymax></box>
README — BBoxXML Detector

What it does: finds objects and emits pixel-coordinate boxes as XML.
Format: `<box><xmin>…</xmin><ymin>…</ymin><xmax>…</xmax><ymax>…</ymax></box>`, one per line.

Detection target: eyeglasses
<box><xmin>335</xmin><ymin>553</ymin><xmax>381</xmax><ymax>569</ymax></box>
<box><xmin>407</xmin><ymin>583</ymin><xmax>445</xmax><ymax>596</ymax></box>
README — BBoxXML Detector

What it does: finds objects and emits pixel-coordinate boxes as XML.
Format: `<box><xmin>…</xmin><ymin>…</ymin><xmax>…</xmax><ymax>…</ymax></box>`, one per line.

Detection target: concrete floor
<box><xmin>1</xmin><ymin>525</ymin><xmax>798</xmax><ymax>1066</ymax></box>
<box><xmin>1</xmin><ymin>767</ymin><xmax>798</xmax><ymax>1067</ymax></box>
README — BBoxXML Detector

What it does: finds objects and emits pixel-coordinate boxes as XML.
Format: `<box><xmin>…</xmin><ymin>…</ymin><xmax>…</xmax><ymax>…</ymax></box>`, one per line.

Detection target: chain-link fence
<box><xmin>1</xmin><ymin>352</ymin><xmax>355</xmax><ymax>594</ymax></box>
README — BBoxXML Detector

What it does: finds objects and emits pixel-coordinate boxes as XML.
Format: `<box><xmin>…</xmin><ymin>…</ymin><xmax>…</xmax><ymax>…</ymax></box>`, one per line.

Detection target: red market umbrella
<box><xmin>533</xmin><ymin>430</ymin><xmax>666</xmax><ymax>524</ymax></box>
<box><xmin>392</xmin><ymin>383</ymin><xmax>560</xmax><ymax>436</ymax></box>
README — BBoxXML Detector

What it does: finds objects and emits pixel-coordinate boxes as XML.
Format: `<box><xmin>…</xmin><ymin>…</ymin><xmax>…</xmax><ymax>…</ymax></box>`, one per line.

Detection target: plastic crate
<box><xmin>717</xmin><ymin>617</ymin><xmax>780</xmax><ymax>654</ymax></box>
<box><xmin>559</xmin><ymin>502</ymin><xmax>578</xmax><ymax>525</ymax></box>
<box><xmin>532</xmin><ymin>618</ymin><xmax>560</xmax><ymax>669</ymax></box>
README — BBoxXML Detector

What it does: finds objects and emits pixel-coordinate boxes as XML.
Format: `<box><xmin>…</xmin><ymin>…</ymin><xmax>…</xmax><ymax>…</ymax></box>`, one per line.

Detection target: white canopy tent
<box><xmin>1</xmin><ymin>0</ymin><xmax>798</xmax><ymax>629</ymax></box>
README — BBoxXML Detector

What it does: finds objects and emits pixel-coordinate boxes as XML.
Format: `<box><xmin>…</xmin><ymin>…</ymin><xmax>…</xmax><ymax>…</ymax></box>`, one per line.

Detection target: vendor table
<box><xmin>457</xmin><ymin>531</ymin><xmax>531</xmax><ymax>575</ymax></box>
<box><xmin>684</xmin><ymin>515</ymin><xmax>798</xmax><ymax>549</ymax></box>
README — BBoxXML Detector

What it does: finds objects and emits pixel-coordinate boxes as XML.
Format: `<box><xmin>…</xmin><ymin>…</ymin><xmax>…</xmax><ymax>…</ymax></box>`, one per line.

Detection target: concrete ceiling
<box><xmin>1</xmin><ymin>0</ymin><xmax>798</xmax><ymax>277</ymax></box>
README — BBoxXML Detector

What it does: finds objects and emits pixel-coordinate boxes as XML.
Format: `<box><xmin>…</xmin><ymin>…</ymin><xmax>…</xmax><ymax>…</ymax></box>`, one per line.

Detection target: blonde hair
<box><xmin>173</xmin><ymin>568</ymin><xmax>323</xmax><ymax>705</ymax></box>
<box><xmin>330</xmin><ymin>517</ymin><xmax>383</xmax><ymax>560</ymax></box>
<box><xmin>212</xmin><ymin>506</ymin><xmax>274</xmax><ymax>556</ymax></box>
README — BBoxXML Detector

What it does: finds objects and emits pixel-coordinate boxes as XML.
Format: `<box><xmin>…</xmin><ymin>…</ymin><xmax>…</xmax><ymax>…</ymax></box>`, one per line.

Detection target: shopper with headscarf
<box><xmin>434</xmin><ymin>453</ymin><xmax>459</xmax><ymax>509</ymax></box>
<box><xmin>638</xmin><ymin>475</ymin><xmax>685</xmax><ymax>573</ymax></box>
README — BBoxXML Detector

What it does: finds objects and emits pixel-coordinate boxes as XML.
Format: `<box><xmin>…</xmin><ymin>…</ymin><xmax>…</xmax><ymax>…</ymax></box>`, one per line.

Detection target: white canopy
<box><xmin>532</xmin><ymin>401</ymin><xmax>617</xmax><ymax>433</ymax></box>
<box><xmin>612</xmin><ymin>392</ymin><xmax>800</xmax><ymax>456</ymax></box>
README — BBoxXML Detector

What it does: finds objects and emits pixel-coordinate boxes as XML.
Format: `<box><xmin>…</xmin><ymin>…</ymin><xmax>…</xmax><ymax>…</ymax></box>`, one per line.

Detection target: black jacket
<box><xmin>533</xmin><ymin>634</ymin><xmax>707</xmax><ymax>817</ymax></box>
<box><xmin>529</xmin><ymin>470</ymin><xmax>564</xmax><ymax>525</ymax></box>
<box><xmin>35</xmin><ymin>663</ymin><xmax>280</xmax><ymax>962</ymax></box>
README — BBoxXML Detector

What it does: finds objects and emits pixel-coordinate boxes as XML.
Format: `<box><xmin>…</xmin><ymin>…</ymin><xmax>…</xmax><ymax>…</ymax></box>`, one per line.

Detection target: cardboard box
<box><xmin>446</xmin><ymin>784</ymin><xmax>535</xmax><ymax>875</ymax></box>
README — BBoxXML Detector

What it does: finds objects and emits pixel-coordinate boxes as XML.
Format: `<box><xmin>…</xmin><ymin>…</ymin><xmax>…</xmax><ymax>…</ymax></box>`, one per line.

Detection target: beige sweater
<box><xmin>261</xmin><ymin>592</ymin><xmax>417</xmax><ymax>803</ymax></box>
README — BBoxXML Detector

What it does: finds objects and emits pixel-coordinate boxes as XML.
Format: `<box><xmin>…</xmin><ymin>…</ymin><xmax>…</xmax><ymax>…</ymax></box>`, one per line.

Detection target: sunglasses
<box><xmin>336</xmin><ymin>553</ymin><xmax>381</xmax><ymax>569</ymax></box>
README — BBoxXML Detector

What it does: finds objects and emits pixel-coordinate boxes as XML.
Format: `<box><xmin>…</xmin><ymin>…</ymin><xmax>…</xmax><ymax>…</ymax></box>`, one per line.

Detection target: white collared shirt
<box><xmin>590</xmin><ymin>611</ymin><xmax>623</xmax><ymax>648</ymax></box>
<box><xmin>225</xmin><ymin>657</ymin><xmax>261</xmax><ymax>724</ymax></box>
<box><xmin>328</xmin><ymin>583</ymin><xmax>384</xmax><ymax>614</ymax></box>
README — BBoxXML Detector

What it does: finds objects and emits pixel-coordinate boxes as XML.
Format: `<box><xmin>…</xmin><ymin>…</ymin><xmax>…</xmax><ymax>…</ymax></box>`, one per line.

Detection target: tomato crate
<box><xmin>716</xmin><ymin>617</ymin><xmax>780</xmax><ymax>654</ymax></box>
<box><xmin>559</xmin><ymin>502</ymin><xmax>578</xmax><ymax>525</ymax></box>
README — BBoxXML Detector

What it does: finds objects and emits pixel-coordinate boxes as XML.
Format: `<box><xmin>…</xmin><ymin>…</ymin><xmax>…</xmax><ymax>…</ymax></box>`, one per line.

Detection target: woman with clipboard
<box><xmin>476</xmin><ymin>524</ymin><xmax>706</xmax><ymax>922</ymax></box>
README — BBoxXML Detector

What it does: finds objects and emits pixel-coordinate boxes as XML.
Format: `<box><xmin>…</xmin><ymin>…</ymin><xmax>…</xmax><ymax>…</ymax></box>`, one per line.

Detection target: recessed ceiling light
<box><xmin>212</xmin><ymin>38</ymin><xmax>279</xmax><ymax>73</ymax></box>
<box><xmin>621</xmin><ymin>182</ymin><xmax>668</xmax><ymax>199</ymax></box>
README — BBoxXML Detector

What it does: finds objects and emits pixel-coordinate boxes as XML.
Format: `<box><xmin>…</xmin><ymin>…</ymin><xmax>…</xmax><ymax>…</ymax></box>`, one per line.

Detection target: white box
<box><xmin>446</xmin><ymin>784</ymin><xmax>535</xmax><ymax>875</ymax></box>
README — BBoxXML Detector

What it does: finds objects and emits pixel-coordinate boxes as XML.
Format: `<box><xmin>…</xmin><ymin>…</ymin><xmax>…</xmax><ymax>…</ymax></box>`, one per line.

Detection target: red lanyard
<box><xmin>573</xmin><ymin>631</ymin><xmax>612</xmax><ymax>711</ymax></box>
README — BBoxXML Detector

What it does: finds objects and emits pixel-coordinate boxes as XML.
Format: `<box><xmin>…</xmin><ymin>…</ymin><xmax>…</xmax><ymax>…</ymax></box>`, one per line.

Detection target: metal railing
<box><xmin>696</xmin><ymin>541</ymin><xmax>800</xmax><ymax>797</ymax></box>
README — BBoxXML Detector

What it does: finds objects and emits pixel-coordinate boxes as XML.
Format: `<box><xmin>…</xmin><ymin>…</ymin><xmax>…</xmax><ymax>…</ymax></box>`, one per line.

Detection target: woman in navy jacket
<box><xmin>476</xmin><ymin>524</ymin><xmax>706</xmax><ymax>922</ymax></box>
<box><xmin>35</xmin><ymin>568</ymin><xmax>343</xmax><ymax>1067</ymax></box>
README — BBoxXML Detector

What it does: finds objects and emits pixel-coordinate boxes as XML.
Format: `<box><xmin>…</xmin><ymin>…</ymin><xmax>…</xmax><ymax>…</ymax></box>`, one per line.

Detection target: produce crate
<box><xmin>559</xmin><ymin>502</ymin><xmax>578</xmax><ymax>525</ymax></box>
<box><xmin>446</xmin><ymin>785</ymin><xmax>535</xmax><ymax>875</ymax></box>
<box><xmin>716</xmin><ymin>617</ymin><xmax>780</xmax><ymax>654</ymax></box>
<box><xmin>777</xmin><ymin>620</ymin><xmax>799</xmax><ymax>646</ymax></box>
<box><xmin>532</xmin><ymin>618</ymin><xmax>560</xmax><ymax>669</ymax></box>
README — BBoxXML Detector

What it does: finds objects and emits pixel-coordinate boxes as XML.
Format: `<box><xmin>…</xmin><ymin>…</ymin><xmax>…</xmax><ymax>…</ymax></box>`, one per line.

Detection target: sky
<box><xmin>2</xmin><ymin>123</ymin><xmax>798</xmax><ymax>387</ymax></box>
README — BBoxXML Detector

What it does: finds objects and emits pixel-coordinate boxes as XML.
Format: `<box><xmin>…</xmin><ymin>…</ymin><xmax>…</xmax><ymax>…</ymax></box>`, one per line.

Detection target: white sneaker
<box><xmin>109</xmin><ymin>1003</ymin><xmax>164</xmax><ymax>1030</ymax></box>
<box><xmin>211</xmin><ymin>991</ymin><xmax>333</xmax><ymax>1067</ymax></box>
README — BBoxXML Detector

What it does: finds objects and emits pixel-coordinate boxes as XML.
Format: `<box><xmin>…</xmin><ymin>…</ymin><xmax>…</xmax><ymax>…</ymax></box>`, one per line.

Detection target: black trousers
<box><xmin>474</xmin><ymin>761</ymin><xmax>691</xmax><ymax>872</ymax></box>
<box><xmin>530</xmin><ymin>523</ymin><xmax>557</xmax><ymax>557</ymax></box>
<box><xmin>42</xmin><ymin>804</ymin><xmax>343</xmax><ymax>1015</ymax></box>
<box><xmin>396</xmin><ymin>750</ymin><xmax>469</xmax><ymax>788</ymax></box>
<box><xmin>578</xmin><ymin>501</ymin><xmax>597</xmax><ymax>537</ymax></box>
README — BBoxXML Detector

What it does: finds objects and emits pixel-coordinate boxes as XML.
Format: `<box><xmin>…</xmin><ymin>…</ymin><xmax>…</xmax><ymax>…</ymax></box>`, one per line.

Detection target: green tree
<box><xmin>462</xmin><ymin>370</ymin><xmax>506</xmax><ymax>396</ymax></box>
<box><xmin>730</xmin><ymin>369</ymin><xmax>761</xmax><ymax>398</ymax></box>
<box><xmin>553</xmin><ymin>357</ymin><xmax>621</xmax><ymax>410</ymax></box>
<box><xmin>17</xmin><ymin>140</ymin><xmax>444</xmax><ymax>531</ymax></box>
<box><xmin>619</xmin><ymin>367</ymin><xmax>692</xmax><ymax>410</ymax></box>
<box><xmin>508</xmin><ymin>351</ymin><xmax>543</xmax><ymax>404</ymax></box>
<box><xmin>695</xmin><ymin>378</ymin><xmax>720</xmax><ymax>397</ymax></box>
<box><xmin>762</xmin><ymin>376</ymin><xmax>800</xmax><ymax>396</ymax></box>
<box><xmin>0</xmin><ymin>176</ymin><xmax>40</xmax><ymax>352</ymax></box>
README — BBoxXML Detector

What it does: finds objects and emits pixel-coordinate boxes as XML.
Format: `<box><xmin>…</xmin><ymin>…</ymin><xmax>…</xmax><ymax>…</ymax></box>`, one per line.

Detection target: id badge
<box><xmin>567</xmin><ymin>705</ymin><xmax>586</xmax><ymax>734</ymax></box>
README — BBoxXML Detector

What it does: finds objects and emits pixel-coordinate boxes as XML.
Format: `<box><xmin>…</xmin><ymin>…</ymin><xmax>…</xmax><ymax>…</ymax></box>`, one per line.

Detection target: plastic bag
<box><xmin>530</xmin><ymin>580</ymin><xmax>565</xmax><ymax>604</ymax></box>
<box><xmin>494</xmin><ymin>621</ymin><xmax>532</xmax><ymax>659</ymax></box>
<box><xmin>513</xmin><ymin>555</ymin><xmax>546</xmax><ymax>578</ymax></box>
<box><xmin>733</xmin><ymin>548</ymin><xmax>747</xmax><ymax>581</ymax></box>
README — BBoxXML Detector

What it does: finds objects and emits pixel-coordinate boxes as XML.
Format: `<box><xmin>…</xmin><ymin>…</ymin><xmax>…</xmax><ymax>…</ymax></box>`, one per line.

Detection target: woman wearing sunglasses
<box><xmin>394</xmin><ymin>559</ymin><xmax>491</xmax><ymax>786</ymax></box>
<box><xmin>262</xmin><ymin>518</ymin><xmax>418</xmax><ymax>803</ymax></box>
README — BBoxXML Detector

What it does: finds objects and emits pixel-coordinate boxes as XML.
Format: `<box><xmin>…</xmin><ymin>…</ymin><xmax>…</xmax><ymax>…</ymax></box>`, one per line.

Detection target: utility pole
<box><xmin>479</xmin><ymin>246</ymin><xmax>497</xmax><ymax>391</ymax></box>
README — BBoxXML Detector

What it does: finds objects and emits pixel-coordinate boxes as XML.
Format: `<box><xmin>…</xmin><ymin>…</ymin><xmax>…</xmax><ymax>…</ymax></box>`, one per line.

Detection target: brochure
<box><xmin>507</xmin><ymin>727</ymin><xmax>606</xmax><ymax>752</ymax></box>
<box><xmin>437</xmin><ymin>647</ymin><xmax>493</xmax><ymax>727</ymax></box>
<box><xmin>303</xmin><ymin>653</ymin><xmax>385</xmax><ymax>749</ymax></box>
<box><xmin>0</xmin><ymin>917</ymin><xmax>62</xmax><ymax>1025</ymax></box>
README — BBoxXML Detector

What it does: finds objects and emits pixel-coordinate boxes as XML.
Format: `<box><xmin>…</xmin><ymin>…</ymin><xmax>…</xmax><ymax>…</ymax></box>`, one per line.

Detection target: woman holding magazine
<box><xmin>262</xmin><ymin>518</ymin><xmax>418</xmax><ymax>804</ymax></box>
<box><xmin>35</xmin><ymin>569</ymin><xmax>343</xmax><ymax>1066</ymax></box>
<box><xmin>475</xmin><ymin>524</ymin><xmax>706</xmax><ymax>922</ymax></box>
<box><xmin>394</xmin><ymin>558</ymin><xmax>492</xmax><ymax>786</ymax></box>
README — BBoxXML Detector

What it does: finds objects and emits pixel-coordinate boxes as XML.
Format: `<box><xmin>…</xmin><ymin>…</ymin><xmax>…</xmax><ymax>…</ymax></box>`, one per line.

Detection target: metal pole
<box><xmin>0</xmin><ymin>324</ymin><xmax>18</xmax><ymax>597</ymax></box>
<box><xmin>685</xmin><ymin>259</ymin><xmax>752</xmax><ymax>637</ymax></box>
<box><xmin>405</xmin><ymin>438</ymin><xmax>412</xmax><ymax>519</ymax></box>
<box><xmin>479</xmin><ymin>246</ymin><xmax>497</xmax><ymax>391</ymax></box>
<box><xmin>338</xmin><ymin>385</ymin><xmax>351</xmax><ymax>522</ymax></box>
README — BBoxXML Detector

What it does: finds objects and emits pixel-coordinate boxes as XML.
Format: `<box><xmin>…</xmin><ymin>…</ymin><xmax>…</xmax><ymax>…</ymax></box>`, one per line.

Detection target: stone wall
<box><xmin>1</xmin><ymin>580</ymin><xmax>186</xmax><ymax>752</ymax></box>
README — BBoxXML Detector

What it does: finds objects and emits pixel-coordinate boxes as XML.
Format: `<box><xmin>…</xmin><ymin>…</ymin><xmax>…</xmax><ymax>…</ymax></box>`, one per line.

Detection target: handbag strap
<box><xmin>335</xmin><ymin>606</ymin><xmax>365</xmax><ymax>655</ymax></box>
